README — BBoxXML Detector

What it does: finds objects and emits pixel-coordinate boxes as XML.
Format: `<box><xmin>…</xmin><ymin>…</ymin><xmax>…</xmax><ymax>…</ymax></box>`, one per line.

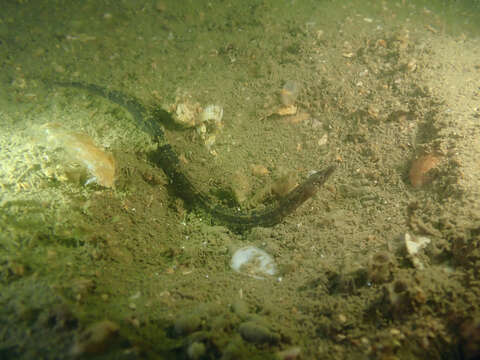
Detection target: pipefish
<box><xmin>50</xmin><ymin>81</ymin><xmax>335</xmax><ymax>230</ymax></box>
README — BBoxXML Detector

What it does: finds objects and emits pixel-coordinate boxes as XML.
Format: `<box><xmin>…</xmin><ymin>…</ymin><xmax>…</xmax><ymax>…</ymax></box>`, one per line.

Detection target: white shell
<box><xmin>199</xmin><ymin>104</ymin><xmax>223</xmax><ymax>124</ymax></box>
<box><xmin>231</xmin><ymin>246</ymin><xmax>277</xmax><ymax>279</ymax></box>
<box><xmin>174</xmin><ymin>103</ymin><xmax>197</xmax><ymax>128</ymax></box>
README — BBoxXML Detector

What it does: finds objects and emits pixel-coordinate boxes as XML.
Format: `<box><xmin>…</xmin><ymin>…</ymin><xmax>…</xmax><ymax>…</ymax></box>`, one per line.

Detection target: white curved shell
<box><xmin>199</xmin><ymin>104</ymin><xmax>223</xmax><ymax>124</ymax></box>
<box><xmin>231</xmin><ymin>246</ymin><xmax>277</xmax><ymax>279</ymax></box>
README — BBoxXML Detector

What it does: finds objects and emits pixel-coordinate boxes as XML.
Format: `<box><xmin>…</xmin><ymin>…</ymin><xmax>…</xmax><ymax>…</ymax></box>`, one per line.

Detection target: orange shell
<box><xmin>409</xmin><ymin>154</ymin><xmax>441</xmax><ymax>188</ymax></box>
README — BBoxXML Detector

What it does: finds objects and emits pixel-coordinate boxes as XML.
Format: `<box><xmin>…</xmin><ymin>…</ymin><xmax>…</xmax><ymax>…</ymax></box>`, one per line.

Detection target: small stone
<box><xmin>71</xmin><ymin>320</ymin><xmax>119</xmax><ymax>356</ymax></box>
<box><xmin>187</xmin><ymin>342</ymin><xmax>206</xmax><ymax>359</ymax></box>
<box><xmin>174</xmin><ymin>314</ymin><xmax>202</xmax><ymax>335</ymax></box>
<box><xmin>251</xmin><ymin>164</ymin><xmax>269</xmax><ymax>177</ymax></box>
<box><xmin>367</xmin><ymin>251</ymin><xmax>394</xmax><ymax>284</ymax></box>
<box><xmin>231</xmin><ymin>299</ymin><xmax>250</xmax><ymax>318</ymax></box>
<box><xmin>238</xmin><ymin>321</ymin><xmax>279</xmax><ymax>344</ymax></box>
<box><xmin>276</xmin><ymin>346</ymin><xmax>301</xmax><ymax>359</ymax></box>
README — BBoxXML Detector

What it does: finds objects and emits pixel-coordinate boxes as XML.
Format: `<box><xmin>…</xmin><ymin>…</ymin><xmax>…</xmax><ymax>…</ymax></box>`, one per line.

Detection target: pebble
<box><xmin>187</xmin><ymin>341</ymin><xmax>206</xmax><ymax>359</ymax></box>
<box><xmin>238</xmin><ymin>321</ymin><xmax>280</xmax><ymax>344</ymax></box>
<box><xmin>174</xmin><ymin>314</ymin><xmax>202</xmax><ymax>335</ymax></box>
<box><xmin>70</xmin><ymin>320</ymin><xmax>119</xmax><ymax>356</ymax></box>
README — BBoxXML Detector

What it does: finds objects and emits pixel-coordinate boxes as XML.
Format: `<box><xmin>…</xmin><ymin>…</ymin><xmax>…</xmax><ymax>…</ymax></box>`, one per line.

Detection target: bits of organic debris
<box><xmin>71</xmin><ymin>320</ymin><xmax>119</xmax><ymax>356</ymax></box>
<box><xmin>250</xmin><ymin>164</ymin><xmax>269</xmax><ymax>177</ymax></box>
<box><xmin>383</xmin><ymin>275</ymin><xmax>426</xmax><ymax>319</ymax></box>
<box><xmin>460</xmin><ymin>319</ymin><xmax>480</xmax><ymax>359</ymax></box>
<box><xmin>409</xmin><ymin>154</ymin><xmax>442</xmax><ymax>188</ymax></box>
<box><xmin>277</xmin><ymin>104</ymin><xmax>297</xmax><ymax>116</ymax></box>
<box><xmin>367</xmin><ymin>251</ymin><xmax>394</xmax><ymax>284</ymax></box>
<box><xmin>170</xmin><ymin>97</ymin><xmax>224</xmax><ymax>151</ymax></box>
<box><xmin>36</xmin><ymin>123</ymin><xmax>115</xmax><ymax>188</ymax></box>
<box><xmin>230</xmin><ymin>170</ymin><xmax>251</xmax><ymax>205</ymax></box>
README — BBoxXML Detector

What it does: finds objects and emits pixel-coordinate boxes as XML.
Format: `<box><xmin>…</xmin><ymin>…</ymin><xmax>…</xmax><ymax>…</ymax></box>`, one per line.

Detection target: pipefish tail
<box><xmin>49</xmin><ymin>81</ymin><xmax>336</xmax><ymax>229</ymax></box>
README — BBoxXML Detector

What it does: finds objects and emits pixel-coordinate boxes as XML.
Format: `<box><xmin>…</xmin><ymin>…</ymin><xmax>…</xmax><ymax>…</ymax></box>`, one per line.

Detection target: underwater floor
<box><xmin>1</xmin><ymin>0</ymin><xmax>480</xmax><ymax>359</ymax></box>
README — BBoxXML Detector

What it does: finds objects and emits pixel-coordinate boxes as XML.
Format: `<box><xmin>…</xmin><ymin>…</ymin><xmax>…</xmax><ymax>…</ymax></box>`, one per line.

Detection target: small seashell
<box><xmin>231</xmin><ymin>246</ymin><xmax>277</xmax><ymax>279</ymax></box>
<box><xmin>409</xmin><ymin>154</ymin><xmax>441</xmax><ymax>188</ymax></box>
<box><xmin>199</xmin><ymin>104</ymin><xmax>223</xmax><ymax>125</ymax></box>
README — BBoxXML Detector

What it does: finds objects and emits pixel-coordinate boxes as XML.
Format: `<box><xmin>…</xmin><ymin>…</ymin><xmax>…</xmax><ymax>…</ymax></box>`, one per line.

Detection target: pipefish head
<box><xmin>311</xmin><ymin>164</ymin><xmax>336</xmax><ymax>185</ymax></box>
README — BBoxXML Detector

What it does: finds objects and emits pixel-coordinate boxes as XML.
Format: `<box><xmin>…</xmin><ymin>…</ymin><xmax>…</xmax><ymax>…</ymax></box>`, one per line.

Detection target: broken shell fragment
<box><xmin>404</xmin><ymin>232</ymin><xmax>431</xmax><ymax>269</ymax></box>
<box><xmin>199</xmin><ymin>104</ymin><xmax>223</xmax><ymax>125</ymax></box>
<box><xmin>37</xmin><ymin>123</ymin><xmax>115</xmax><ymax>188</ymax></box>
<box><xmin>409</xmin><ymin>154</ymin><xmax>441</xmax><ymax>188</ymax></box>
<box><xmin>277</xmin><ymin>104</ymin><xmax>297</xmax><ymax>116</ymax></box>
<box><xmin>173</xmin><ymin>102</ymin><xmax>200</xmax><ymax>128</ymax></box>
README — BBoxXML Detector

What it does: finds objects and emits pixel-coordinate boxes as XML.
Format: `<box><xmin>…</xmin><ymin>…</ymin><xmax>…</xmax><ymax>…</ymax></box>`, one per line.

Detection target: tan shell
<box><xmin>409</xmin><ymin>154</ymin><xmax>441</xmax><ymax>188</ymax></box>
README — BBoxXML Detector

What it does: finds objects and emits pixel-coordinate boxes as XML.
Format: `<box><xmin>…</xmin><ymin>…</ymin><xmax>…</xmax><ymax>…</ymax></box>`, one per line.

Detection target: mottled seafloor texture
<box><xmin>1</xmin><ymin>1</ymin><xmax>480</xmax><ymax>359</ymax></box>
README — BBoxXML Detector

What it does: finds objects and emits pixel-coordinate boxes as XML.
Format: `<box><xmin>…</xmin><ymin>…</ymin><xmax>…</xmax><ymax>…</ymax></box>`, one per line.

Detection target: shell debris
<box><xmin>170</xmin><ymin>96</ymin><xmax>224</xmax><ymax>152</ymax></box>
<box><xmin>36</xmin><ymin>122</ymin><xmax>115</xmax><ymax>188</ymax></box>
<box><xmin>172</xmin><ymin>102</ymin><xmax>202</xmax><ymax>128</ymax></box>
<box><xmin>409</xmin><ymin>154</ymin><xmax>442</xmax><ymax>188</ymax></box>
